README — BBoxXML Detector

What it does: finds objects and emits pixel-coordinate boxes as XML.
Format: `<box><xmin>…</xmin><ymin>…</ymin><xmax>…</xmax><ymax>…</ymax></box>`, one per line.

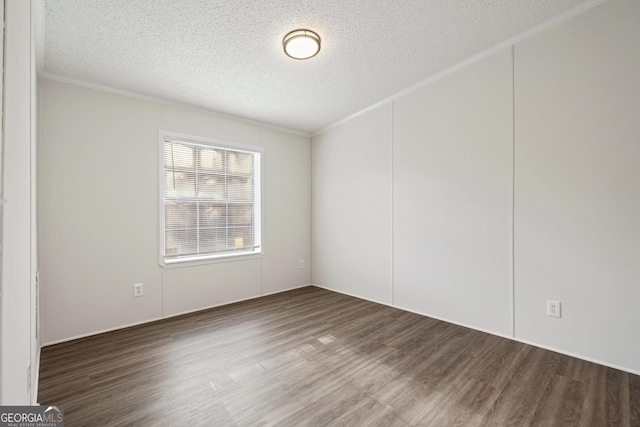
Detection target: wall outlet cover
<box><xmin>547</xmin><ymin>300</ymin><xmax>561</xmax><ymax>318</ymax></box>
<box><xmin>133</xmin><ymin>283</ymin><xmax>144</xmax><ymax>297</ymax></box>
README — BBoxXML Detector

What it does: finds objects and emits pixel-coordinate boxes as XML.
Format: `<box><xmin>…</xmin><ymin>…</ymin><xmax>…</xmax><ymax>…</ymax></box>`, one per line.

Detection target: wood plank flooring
<box><xmin>38</xmin><ymin>286</ymin><xmax>640</xmax><ymax>426</ymax></box>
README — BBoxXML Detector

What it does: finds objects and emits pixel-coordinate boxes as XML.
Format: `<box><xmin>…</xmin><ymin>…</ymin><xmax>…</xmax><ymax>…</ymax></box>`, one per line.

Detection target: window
<box><xmin>160</xmin><ymin>132</ymin><xmax>262</xmax><ymax>265</ymax></box>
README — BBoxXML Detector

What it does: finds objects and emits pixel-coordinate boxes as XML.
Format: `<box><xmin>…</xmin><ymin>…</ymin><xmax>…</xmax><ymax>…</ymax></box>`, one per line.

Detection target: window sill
<box><xmin>160</xmin><ymin>251</ymin><xmax>263</xmax><ymax>269</ymax></box>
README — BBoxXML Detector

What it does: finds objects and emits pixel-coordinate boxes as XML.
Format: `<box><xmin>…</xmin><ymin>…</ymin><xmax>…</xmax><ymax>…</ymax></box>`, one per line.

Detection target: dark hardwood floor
<box><xmin>38</xmin><ymin>286</ymin><xmax>640</xmax><ymax>426</ymax></box>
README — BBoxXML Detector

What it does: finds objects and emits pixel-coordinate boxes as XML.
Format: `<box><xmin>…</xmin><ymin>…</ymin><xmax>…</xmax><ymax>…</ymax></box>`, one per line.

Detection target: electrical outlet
<box><xmin>547</xmin><ymin>300</ymin><xmax>561</xmax><ymax>318</ymax></box>
<box><xmin>299</xmin><ymin>259</ymin><xmax>304</xmax><ymax>269</ymax></box>
<box><xmin>133</xmin><ymin>283</ymin><xmax>144</xmax><ymax>297</ymax></box>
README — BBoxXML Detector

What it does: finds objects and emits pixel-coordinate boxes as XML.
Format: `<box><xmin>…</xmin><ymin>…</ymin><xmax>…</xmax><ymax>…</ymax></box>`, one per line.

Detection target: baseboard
<box><xmin>41</xmin><ymin>316</ymin><xmax>167</xmax><ymax>347</ymax></box>
<box><xmin>41</xmin><ymin>283</ymin><xmax>639</xmax><ymax>376</ymax></box>
<box><xmin>161</xmin><ymin>284</ymin><xmax>313</xmax><ymax>319</ymax></box>
<box><xmin>311</xmin><ymin>284</ymin><xmax>393</xmax><ymax>308</ymax></box>
<box><xmin>41</xmin><ymin>284</ymin><xmax>313</xmax><ymax>347</ymax></box>
<box><xmin>310</xmin><ymin>284</ymin><xmax>640</xmax><ymax>377</ymax></box>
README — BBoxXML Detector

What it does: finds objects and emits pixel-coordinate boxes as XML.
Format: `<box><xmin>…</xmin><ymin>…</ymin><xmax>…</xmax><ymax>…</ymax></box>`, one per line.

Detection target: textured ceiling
<box><xmin>41</xmin><ymin>0</ymin><xmax>594</xmax><ymax>134</ymax></box>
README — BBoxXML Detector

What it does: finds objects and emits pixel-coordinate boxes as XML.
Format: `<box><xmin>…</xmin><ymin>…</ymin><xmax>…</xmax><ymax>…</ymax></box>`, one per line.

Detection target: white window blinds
<box><xmin>162</xmin><ymin>136</ymin><xmax>261</xmax><ymax>263</ymax></box>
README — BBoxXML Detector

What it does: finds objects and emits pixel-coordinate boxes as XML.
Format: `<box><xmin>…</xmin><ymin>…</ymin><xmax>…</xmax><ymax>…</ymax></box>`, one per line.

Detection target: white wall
<box><xmin>313</xmin><ymin>52</ymin><xmax>513</xmax><ymax>338</ymax></box>
<box><xmin>312</xmin><ymin>104</ymin><xmax>393</xmax><ymax>304</ymax></box>
<box><xmin>1</xmin><ymin>0</ymin><xmax>39</xmax><ymax>405</ymax></box>
<box><xmin>30</xmin><ymin>0</ymin><xmax>40</xmax><ymax>404</ymax></box>
<box><xmin>39</xmin><ymin>82</ymin><xmax>164</xmax><ymax>341</ymax></box>
<box><xmin>312</xmin><ymin>0</ymin><xmax>640</xmax><ymax>374</ymax></box>
<box><xmin>393</xmin><ymin>48</ymin><xmax>513</xmax><ymax>336</ymax></box>
<box><xmin>38</xmin><ymin>80</ymin><xmax>311</xmax><ymax>344</ymax></box>
<box><xmin>159</xmin><ymin>106</ymin><xmax>311</xmax><ymax>316</ymax></box>
<box><xmin>513</xmin><ymin>0</ymin><xmax>640</xmax><ymax>372</ymax></box>
<box><xmin>260</xmin><ymin>128</ymin><xmax>312</xmax><ymax>296</ymax></box>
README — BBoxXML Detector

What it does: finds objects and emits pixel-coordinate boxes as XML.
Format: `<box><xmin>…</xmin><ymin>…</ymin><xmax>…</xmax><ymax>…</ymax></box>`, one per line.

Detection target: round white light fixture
<box><xmin>283</xmin><ymin>29</ymin><xmax>321</xmax><ymax>60</ymax></box>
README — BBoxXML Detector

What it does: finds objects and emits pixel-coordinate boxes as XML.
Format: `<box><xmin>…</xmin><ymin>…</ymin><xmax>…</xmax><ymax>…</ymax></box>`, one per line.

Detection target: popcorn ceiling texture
<box><xmin>43</xmin><ymin>0</ymin><xmax>591</xmax><ymax>133</ymax></box>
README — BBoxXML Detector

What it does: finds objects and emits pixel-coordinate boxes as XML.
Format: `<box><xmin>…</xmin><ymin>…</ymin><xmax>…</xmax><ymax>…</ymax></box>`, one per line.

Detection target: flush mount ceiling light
<box><xmin>283</xmin><ymin>29</ymin><xmax>321</xmax><ymax>60</ymax></box>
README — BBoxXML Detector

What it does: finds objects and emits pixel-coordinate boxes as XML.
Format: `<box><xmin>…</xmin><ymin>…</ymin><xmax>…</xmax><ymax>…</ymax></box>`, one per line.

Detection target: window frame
<box><xmin>159</xmin><ymin>130</ymin><xmax>264</xmax><ymax>268</ymax></box>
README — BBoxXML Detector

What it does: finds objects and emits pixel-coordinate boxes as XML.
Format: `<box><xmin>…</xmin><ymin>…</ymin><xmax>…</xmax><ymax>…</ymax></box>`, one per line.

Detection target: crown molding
<box><xmin>38</xmin><ymin>71</ymin><xmax>312</xmax><ymax>139</ymax></box>
<box><xmin>312</xmin><ymin>0</ymin><xmax>609</xmax><ymax>138</ymax></box>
